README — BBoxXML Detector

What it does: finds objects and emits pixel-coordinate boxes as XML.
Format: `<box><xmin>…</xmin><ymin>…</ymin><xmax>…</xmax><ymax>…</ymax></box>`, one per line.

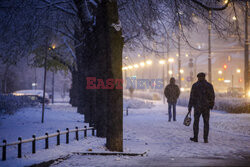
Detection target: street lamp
<box><xmin>218</xmin><ymin>70</ymin><xmax>223</xmax><ymax>75</ymax></box>
<box><xmin>159</xmin><ymin>60</ymin><xmax>165</xmax><ymax>64</ymax></box>
<box><xmin>180</xmin><ymin>69</ymin><xmax>184</xmax><ymax>74</ymax></box>
<box><xmin>134</xmin><ymin>64</ymin><xmax>139</xmax><ymax>68</ymax></box>
<box><xmin>52</xmin><ymin>44</ymin><xmax>56</xmax><ymax>50</ymax></box>
<box><xmin>122</xmin><ymin>67</ymin><xmax>128</xmax><ymax>70</ymax></box>
<box><xmin>128</xmin><ymin>65</ymin><xmax>133</xmax><ymax>69</ymax></box>
<box><xmin>159</xmin><ymin>60</ymin><xmax>166</xmax><ymax>103</ymax></box>
<box><xmin>168</xmin><ymin>58</ymin><xmax>174</xmax><ymax>63</ymax></box>
<box><xmin>146</xmin><ymin>60</ymin><xmax>152</xmax><ymax>65</ymax></box>
<box><xmin>236</xmin><ymin>69</ymin><xmax>241</xmax><ymax>73</ymax></box>
<box><xmin>140</xmin><ymin>62</ymin><xmax>145</xmax><ymax>67</ymax></box>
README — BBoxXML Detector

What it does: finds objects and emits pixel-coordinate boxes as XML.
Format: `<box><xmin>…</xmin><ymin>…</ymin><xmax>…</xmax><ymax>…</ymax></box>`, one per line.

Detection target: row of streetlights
<box><xmin>122</xmin><ymin>58</ymin><xmax>185</xmax><ymax>76</ymax></box>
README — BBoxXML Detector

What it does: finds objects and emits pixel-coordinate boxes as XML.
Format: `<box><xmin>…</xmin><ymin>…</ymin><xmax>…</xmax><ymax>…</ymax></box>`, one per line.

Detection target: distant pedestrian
<box><xmin>164</xmin><ymin>77</ymin><xmax>180</xmax><ymax>122</ymax></box>
<box><xmin>188</xmin><ymin>72</ymin><xmax>215</xmax><ymax>143</ymax></box>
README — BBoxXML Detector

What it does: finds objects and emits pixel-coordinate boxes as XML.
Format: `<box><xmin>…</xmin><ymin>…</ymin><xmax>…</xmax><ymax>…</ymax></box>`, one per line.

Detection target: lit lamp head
<box><xmin>140</xmin><ymin>62</ymin><xmax>145</xmax><ymax>67</ymax></box>
<box><xmin>146</xmin><ymin>60</ymin><xmax>152</xmax><ymax>65</ymax></box>
<box><xmin>159</xmin><ymin>60</ymin><xmax>165</xmax><ymax>65</ymax></box>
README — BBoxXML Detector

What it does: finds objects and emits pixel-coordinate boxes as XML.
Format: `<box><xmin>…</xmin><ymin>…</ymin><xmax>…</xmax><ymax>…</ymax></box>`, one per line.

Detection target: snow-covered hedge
<box><xmin>0</xmin><ymin>94</ymin><xmax>37</xmax><ymax>115</ymax></box>
<box><xmin>177</xmin><ymin>93</ymin><xmax>250</xmax><ymax>113</ymax></box>
<box><xmin>123</xmin><ymin>98</ymin><xmax>154</xmax><ymax>109</ymax></box>
<box><xmin>123</xmin><ymin>90</ymin><xmax>161</xmax><ymax>100</ymax></box>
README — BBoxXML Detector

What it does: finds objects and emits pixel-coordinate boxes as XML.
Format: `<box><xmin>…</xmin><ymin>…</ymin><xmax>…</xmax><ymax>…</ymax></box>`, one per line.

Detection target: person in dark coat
<box><xmin>164</xmin><ymin>77</ymin><xmax>180</xmax><ymax>122</ymax></box>
<box><xmin>188</xmin><ymin>72</ymin><xmax>215</xmax><ymax>143</ymax></box>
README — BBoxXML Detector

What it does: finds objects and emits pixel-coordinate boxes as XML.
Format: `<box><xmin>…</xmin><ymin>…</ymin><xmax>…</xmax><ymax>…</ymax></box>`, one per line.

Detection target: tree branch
<box><xmin>191</xmin><ymin>0</ymin><xmax>230</xmax><ymax>11</ymax></box>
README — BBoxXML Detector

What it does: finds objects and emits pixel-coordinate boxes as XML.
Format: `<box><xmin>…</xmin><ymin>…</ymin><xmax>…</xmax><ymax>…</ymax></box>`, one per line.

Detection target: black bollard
<box><xmin>32</xmin><ymin>135</ymin><xmax>36</xmax><ymax>154</ymax></box>
<box><xmin>18</xmin><ymin>137</ymin><xmax>22</xmax><ymax>158</ymax></box>
<box><xmin>84</xmin><ymin>126</ymin><xmax>87</xmax><ymax>138</ymax></box>
<box><xmin>75</xmin><ymin>127</ymin><xmax>79</xmax><ymax>141</ymax></box>
<box><xmin>45</xmin><ymin>133</ymin><xmax>49</xmax><ymax>149</ymax></box>
<box><xmin>2</xmin><ymin>140</ymin><xmax>6</xmax><ymax>161</ymax></box>
<box><xmin>57</xmin><ymin>130</ymin><xmax>60</xmax><ymax>145</ymax></box>
<box><xmin>66</xmin><ymin>128</ymin><xmax>69</xmax><ymax>144</ymax></box>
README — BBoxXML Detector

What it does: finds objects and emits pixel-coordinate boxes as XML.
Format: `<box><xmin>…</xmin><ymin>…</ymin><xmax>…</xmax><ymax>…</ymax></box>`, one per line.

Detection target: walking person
<box><xmin>164</xmin><ymin>77</ymin><xmax>180</xmax><ymax>122</ymax></box>
<box><xmin>188</xmin><ymin>72</ymin><xmax>215</xmax><ymax>143</ymax></box>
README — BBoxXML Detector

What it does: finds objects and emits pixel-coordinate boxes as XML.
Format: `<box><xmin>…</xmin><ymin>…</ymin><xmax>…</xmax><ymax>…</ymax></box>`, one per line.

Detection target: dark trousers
<box><xmin>168</xmin><ymin>102</ymin><xmax>176</xmax><ymax>121</ymax></box>
<box><xmin>193</xmin><ymin>108</ymin><xmax>210</xmax><ymax>140</ymax></box>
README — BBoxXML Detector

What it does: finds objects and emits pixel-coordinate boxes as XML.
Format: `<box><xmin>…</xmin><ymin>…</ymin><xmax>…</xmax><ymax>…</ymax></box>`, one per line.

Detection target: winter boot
<box><xmin>190</xmin><ymin>137</ymin><xmax>198</xmax><ymax>142</ymax></box>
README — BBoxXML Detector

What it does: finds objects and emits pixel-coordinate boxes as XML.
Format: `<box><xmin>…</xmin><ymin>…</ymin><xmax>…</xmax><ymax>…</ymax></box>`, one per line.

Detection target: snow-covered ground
<box><xmin>0</xmin><ymin>99</ymin><xmax>250</xmax><ymax>167</ymax></box>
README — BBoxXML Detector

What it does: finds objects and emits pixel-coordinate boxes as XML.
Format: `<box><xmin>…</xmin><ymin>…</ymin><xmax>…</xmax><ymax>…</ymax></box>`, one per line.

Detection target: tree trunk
<box><xmin>103</xmin><ymin>0</ymin><xmax>124</xmax><ymax>152</ymax></box>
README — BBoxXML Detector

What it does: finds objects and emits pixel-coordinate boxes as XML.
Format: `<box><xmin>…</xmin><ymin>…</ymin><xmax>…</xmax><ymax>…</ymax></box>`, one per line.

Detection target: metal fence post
<box><xmin>126</xmin><ymin>107</ymin><xmax>128</xmax><ymax>116</ymax></box>
<box><xmin>32</xmin><ymin>135</ymin><xmax>36</xmax><ymax>154</ymax></box>
<box><xmin>2</xmin><ymin>140</ymin><xmax>6</xmax><ymax>161</ymax></box>
<box><xmin>18</xmin><ymin>137</ymin><xmax>22</xmax><ymax>158</ymax></box>
<box><xmin>92</xmin><ymin>128</ymin><xmax>95</xmax><ymax>136</ymax></box>
<box><xmin>66</xmin><ymin>128</ymin><xmax>69</xmax><ymax>144</ymax></box>
<box><xmin>57</xmin><ymin>130</ymin><xmax>60</xmax><ymax>145</ymax></box>
<box><xmin>45</xmin><ymin>133</ymin><xmax>49</xmax><ymax>149</ymax></box>
<box><xmin>84</xmin><ymin>126</ymin><xmax>87</xmax><ymax>138</ymax></box>
<box><xmin>75</xmin><ymin>127</ymin><xmax>79</xmax><ymax>141</ymax></box>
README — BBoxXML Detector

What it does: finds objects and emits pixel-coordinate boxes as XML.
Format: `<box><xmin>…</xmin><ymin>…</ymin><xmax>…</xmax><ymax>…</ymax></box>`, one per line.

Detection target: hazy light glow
<box><xmin>52</xmin><ymin>44</ymin><xmax>56</xmax><ymax>49</ymax></box>
<box><xmin>248</xmin><ymin>90</ymin><xmax>250</xmax><ymax>98</ymax></box>
<box><xmin>122</xmin><ymin>67</ymin><xmax>128</xmax><ymax>70</ymax></box>
<box><xmin>224</xmin><ymin>80</ymin><xmax>231</xmax><ymax>83</ymax></box>
<box><xmin>128</xmin><ymin>65</ymin><xmax>133</xmax><ymax>69</ymax></box>
<box><xmin>218</xmin><ymin>70</ymin><xmax>223</xmax><ymax>74</ymax></box>
<box><xmin>159</xmin><ymin>60</ymin><xmax>165</xmax><ymax>64</ymax></box>
<box><xmin>134</xmin><ymin>64</ymin><xmax>139</xmax><ymax>68</ymax></box>
<box><xmin>168</xmin><ymin>58</ymin><xmax>174</xmax><ymax>63</ymax></box>
<box><xmin>236</xmin><ymin>69</ymin><xmax>241</xmax><ymax>73</ymax></box>
<box><xmin>185</xmin><ymin>54</ymin><xmax>189</xmax><ymax>57</ymax></box>
<box><xmin>146</xmin><ymin>60</ymin><xmax>152</xmax><ymax>65</ymax></box>
<box><xmin>168</xmin><ymin>70</ymin><xmax>173</xmax><ymax>75</ymax></box>
<box><xmin>32</xmin><ymin>83</ymin><xmax>37</xmax><ymax>86</ymax></box>
<box><xmin>140</xmin><ymin>62</ymin><xmax>145</xmax><ymax>67</ymax></box>
<box><xmin>138</xmin><ymin>54</ymin><xmax>141</xmax><ymax>57</ymax></box>
<box><xmin>180</xmin><ymin>69</ymin><xmax>184</xmax><ymax>74</ymax></box>
<box><xmin>180</xmin><ymin>87</ymin><xmax>185</xmax><ymax>92</ymax></box>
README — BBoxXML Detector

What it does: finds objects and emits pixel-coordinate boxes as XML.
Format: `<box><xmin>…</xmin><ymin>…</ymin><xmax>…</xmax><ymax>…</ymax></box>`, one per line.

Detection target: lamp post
<box><xmin>208</xmin><ymin>10</ymin><xmax>212</xmax><ymax>83</ymax></box>
<box><xmin>168</xmin><ymin>58</ymin><xmax>174</xmax><ymax>77</ymax></box>
<box><xmin>146</xmin><ymin>59</ymin><xmax>152</xmax><ymax>79</ymax></box>
<box><xmin>244</xmin><ymin>1</ymin><xmax>249</xmax><ymax>96</ymax></box>
<box><xmin>159</xmin><ymin>60</ymin><xmax>166</xmax><ymax>104</ymax></box>
<box><xmin>41</xmin><ymin>38</ymin><xmax>48</xmax><ymax>123</ymax></box>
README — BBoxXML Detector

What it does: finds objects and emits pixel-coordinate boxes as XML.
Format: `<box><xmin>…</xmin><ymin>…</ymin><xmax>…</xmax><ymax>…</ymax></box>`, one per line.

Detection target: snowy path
<box><xmin>0</xmin><ymin>103</ymin><xmax>250</xmax><ymax>166</ymax></box>
<box><xmin>123</xmin><ymin>105</ymin><xmax>250</xmax><ymax>159</ymax></box>
<box><xmin>54</xmin><ymin>104</ymin><xmax>250</xmax><ymax>166</ymax></box>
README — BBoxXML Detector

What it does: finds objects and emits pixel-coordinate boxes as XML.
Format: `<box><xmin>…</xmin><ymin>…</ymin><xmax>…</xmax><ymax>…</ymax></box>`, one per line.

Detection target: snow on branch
<box><xmin>41</xmin><ymin>0</ymin><xmax>76</xmax><ymax>16</ymax></box>
<box><xmin>191</xmin><ymin>0</ymin><xmax>230</xmax><ymax>11</ymax></box>
<box><xmin>111</xmin><ymin>20</ymin><xmax>122</xmax><ymax>31</ymax></box>
<box><xmin>88</xmin><ymin>0</ymin><xmax>98</xmax><ymax>7</ymax></box>
<box><xmin>63</xmin><ymin>37</ymin><xmax>76</xmax><ymax>62</ymax></box>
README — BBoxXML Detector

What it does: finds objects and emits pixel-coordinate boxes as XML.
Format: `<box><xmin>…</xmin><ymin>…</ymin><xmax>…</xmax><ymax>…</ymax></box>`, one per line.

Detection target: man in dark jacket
<box><xmin>164</xmin><ymin>77</ymin><xmax>180</xmax><ymax>122</ymax></box>
<box><xmin>188</xmin><ymin>72</ymin><xmax>215</xmax><ymax>143</ymax></box>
